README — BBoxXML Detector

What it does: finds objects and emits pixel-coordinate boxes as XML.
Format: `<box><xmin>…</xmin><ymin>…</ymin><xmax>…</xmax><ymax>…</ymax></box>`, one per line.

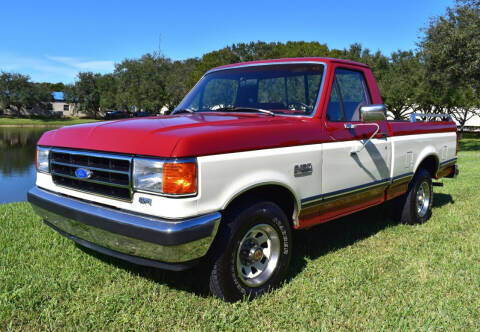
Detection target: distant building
<box><xmin>0</xmin><ymin>92</ymin><xmax>85</xmax><ymax>117</ymax></box>
<box><xmin>49</xmin><ymin>92</ymin><xmax>83</xmax><ymax>117</ymax></box>
<box><xmin>462</xmin><ymin>114</ymin><xmax>480</xmax><ymax>132</ymax></box>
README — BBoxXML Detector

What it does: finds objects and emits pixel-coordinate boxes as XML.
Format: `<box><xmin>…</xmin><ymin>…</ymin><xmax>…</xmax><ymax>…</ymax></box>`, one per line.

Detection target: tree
<box><xmin>97</xmin><ymin>73</ymin><xmax>118</xmax><ymax>111</ymax></box>
<box><xmin>420</xmin><ymin>0</ymin><xmax>480</xmax><ymax>133</ymax></box>
<box><xmin>115</xmin><ymin>53</ymin><xmax>170</xmax><ymax>113</ymax></box>
<box><xmin>378</xmin><ymin>51</ymin><xmax>423</xmax><ymax>119</ymax></box>
<box><xmin>0</xmin><ymin>72</ymin><xmax>52</xmax><ymax>115</ymax></box>
<box><xmin>69</xmin><ymin>72</ymin><xmax>102</xmax><ymax>119</ymax></box>
<box><xmin>164</xmin><ymin>58</ymin><xmax>199</xmax><ymax>112</ymax></box>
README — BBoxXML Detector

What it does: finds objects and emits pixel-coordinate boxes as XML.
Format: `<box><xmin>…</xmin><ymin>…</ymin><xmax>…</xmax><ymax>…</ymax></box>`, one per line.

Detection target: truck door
<box><xmin>320</xmin><ymin>68</ymin><xmax>391</xmax><ymax>220</ymax></box>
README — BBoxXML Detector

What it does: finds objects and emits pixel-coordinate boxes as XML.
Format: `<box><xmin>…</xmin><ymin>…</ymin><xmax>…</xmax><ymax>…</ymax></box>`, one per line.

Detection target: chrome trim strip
<box><xmin>195</xmin><ymin>60</ymin><xmax>328</xmax><ymax>119</ymax></box>
<box><xmin>28</xmin><ymin>187</ymin><xmax>221</xmax><ymax>263</ymax></box>
<box><xmin>301</xmin><ymin>178</ymin><xmax>391</xmax><ymax>208</ymax></box>
<box><xmin>50</xmin><ymin>160</ymin><xmax>130</xmax><ymax>175</ymax></box>
<box><xmin>133</xmin><ymin>157</ymin><xmax>197</xmax><ymax>164</ymax></box>
<box><xmin>51</xmin><ymin>148</ymin><xmax>133</xmax><ymax>161</ymax></box>
<box><xmin>52</xmin><ymin>183</ymin><xmax>133</xmax><ymax>202</ymax></box>
<box><xmin>206</xmin><ymin>60</ymin><xmax>326</xmax><ymax>74</ymax></box>
<box><xmin>439</xmin><ymin>157</ymin><xmax>457</xmax><ymax>166</ymax></box>
<box><xmin>51</xmin><ymin>171</ymin><xmax>130</xmax><ymax>189</ymax></box>
<box><xmin>392</xmin><ymin>172</ymin><xmax>414</xmax><ymax>183</ymax></box>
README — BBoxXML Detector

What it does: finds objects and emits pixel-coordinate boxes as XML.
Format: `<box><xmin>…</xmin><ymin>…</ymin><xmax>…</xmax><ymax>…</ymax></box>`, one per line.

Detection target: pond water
<box><xmin>0</xmin><ymin>126</ymin><xmax>59</xmax><ymax>204</ymax></box>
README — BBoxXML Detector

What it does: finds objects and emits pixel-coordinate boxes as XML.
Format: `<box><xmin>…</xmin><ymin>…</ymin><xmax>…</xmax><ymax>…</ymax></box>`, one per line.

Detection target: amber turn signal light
<box><xmin>162</xmin><ymin>162</ymin><xmax>197</xmax><ymax>195</ymax></box>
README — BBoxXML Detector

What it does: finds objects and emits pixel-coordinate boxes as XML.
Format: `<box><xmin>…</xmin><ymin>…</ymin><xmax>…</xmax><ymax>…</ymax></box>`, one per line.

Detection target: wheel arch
<box><xmin>221</xmin><ymin>182</ymin><xmax>301</xmax><ymax>229</ymax></box>
<box><xmin>414</xmin><ymin>147</ymin><xmax>440</xmax><ymax>179</ymax></box>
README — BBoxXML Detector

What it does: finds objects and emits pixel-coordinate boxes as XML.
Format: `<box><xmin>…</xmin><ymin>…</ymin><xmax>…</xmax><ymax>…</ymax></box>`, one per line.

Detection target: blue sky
<box><xmin>1</xmin><ymin>0</ymin><xmax>453</xmax><ymax>83</ymax></box>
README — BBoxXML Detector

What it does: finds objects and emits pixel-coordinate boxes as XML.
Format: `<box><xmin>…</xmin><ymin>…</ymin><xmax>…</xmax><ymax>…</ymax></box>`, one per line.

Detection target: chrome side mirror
<box><xmin>360</xmin><ymin>104</ymin><xmax>386</xmax><ymax>122</ymax></box>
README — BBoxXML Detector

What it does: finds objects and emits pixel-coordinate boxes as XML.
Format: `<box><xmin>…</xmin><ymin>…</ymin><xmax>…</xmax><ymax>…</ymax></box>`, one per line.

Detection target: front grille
<box><xmin>50</xmin><ymin>149</ymin><xmax>132</xmax><ymax>201</ymax></box>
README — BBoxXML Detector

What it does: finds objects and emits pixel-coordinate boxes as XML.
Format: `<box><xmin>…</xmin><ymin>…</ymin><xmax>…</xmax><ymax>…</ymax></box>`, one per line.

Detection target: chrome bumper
<box><xmin>27</xmin><ymin>187</ymin><xmax>221</xmax><ymax>270</ymax></box>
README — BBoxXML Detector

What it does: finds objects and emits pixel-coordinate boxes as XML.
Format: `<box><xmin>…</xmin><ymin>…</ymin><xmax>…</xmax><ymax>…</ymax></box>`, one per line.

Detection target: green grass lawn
<box><xmin>1</xmin><ymin>140</ymin><xmax>479</xmax><ymax>330</ymax></box>
<box><xmin>0</xmin><ymin>117</ymin><xmax>100</xmax><ymax>126</ymax></box>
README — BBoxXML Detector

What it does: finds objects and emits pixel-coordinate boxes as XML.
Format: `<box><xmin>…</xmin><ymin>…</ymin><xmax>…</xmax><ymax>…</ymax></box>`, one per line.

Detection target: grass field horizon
<box><xmin>1</xmin><ymin>139</ymin><xmax>479</xmax><ymax>330</ymax></box>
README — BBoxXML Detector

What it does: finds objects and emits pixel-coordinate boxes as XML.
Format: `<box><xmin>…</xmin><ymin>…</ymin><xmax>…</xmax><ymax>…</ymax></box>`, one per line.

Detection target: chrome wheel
<box><xmin>416</xmin><ymin>180</ymin><xmax>431</xmax><ymax>218</ymax></box>
<box><xmin>236</xmin><ymin>224</ymin><xmax>280</xmax><ymax>288</ymax></box>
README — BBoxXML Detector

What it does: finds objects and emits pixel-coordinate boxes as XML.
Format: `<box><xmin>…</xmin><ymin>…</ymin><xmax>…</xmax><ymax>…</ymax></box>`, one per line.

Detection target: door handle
<box><xmin>375</xmin><ymin>132</ymin><xmax>388</xmax><ymax>139</ymax></box>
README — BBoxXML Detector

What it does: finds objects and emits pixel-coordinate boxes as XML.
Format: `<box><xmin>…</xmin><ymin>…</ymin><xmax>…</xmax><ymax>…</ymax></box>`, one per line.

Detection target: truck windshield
<box><xmin>176</xmin><ymin>63</ymin><xmax>325</xmax><ymax>116</ymax></box>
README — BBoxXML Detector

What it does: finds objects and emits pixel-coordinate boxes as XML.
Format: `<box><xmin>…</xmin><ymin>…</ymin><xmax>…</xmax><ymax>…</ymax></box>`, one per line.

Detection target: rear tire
<box><xmin>396</xmin><ymin>168</ymin><xmax>433</xmax><ymax>224</ymax></box>
<box><xmin>208</xmin><ymin>200</ymin><xmax>292</xmax><ymax>302</ymax></box>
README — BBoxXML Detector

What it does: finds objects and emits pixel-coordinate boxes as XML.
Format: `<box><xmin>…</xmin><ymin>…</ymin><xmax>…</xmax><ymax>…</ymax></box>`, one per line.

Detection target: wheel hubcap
<box><xmin>236</xmin><ymin>224</ymin><xmax>280</xmax><ymax>287</ymax></box>
<box><xmin>416</xmin><ymin>180</ymin><xmax>431</xmax><ymax>218</ymax></box>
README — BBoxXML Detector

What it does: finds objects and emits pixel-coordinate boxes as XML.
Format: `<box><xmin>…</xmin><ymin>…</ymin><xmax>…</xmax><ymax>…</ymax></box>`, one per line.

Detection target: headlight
<box><xmin>133</xmin><ymin>158</ymin><xmax>197</xmax><ymax>196</ymax></box>
<box><xmin>36</xmin><ymin>147</ymin><xmax>50</xmax><ymax>173</ymax></box>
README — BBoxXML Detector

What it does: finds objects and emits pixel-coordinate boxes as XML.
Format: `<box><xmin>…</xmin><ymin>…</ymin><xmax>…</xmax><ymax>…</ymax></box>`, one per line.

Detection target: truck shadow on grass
<box><xmin>77</xmin><ymin>192</ymin><xmax>454</xmax><ymax>299</ymax></box>
<box><xmin>286</xmin><ymin>193</ymin><xmax>454</xmax><ymax>281</ymax></box>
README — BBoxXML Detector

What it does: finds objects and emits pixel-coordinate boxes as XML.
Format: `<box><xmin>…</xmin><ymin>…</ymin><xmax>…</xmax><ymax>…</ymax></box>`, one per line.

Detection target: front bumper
<box><xmin>27</xmin><ymin>187</ymin><xmax>221</xmax><ymax>271</ymax></box>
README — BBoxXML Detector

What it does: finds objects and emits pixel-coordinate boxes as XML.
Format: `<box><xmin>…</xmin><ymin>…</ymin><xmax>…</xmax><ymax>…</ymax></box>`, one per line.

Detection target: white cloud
<box><xmin>0</xmin><ymin>53</ymin><xmax>115</xmax><ymax>83</ymax></box>
<box><xmin>45</xmin><ymin>55</ymin><xmax>115</xmax><ymax>71</ymax></box>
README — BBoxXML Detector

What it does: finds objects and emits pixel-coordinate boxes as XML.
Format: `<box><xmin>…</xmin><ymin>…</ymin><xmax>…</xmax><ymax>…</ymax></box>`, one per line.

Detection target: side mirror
<box><xmin>360</xmin><ymin>104</ymin><xmax>386</xmax><ymax>122</ymax></box>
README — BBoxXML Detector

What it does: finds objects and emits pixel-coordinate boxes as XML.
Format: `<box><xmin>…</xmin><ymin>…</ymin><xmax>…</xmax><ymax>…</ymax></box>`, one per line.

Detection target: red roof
<box><xmin>209</xmin><ymin>57</ymin><xmax>369</xmax><ymax>72</ymax></box>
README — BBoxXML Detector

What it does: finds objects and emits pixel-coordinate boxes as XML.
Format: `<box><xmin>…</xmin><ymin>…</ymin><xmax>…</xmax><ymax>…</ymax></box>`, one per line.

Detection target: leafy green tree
<box><xmin>67</xmin><ymin>72</ymin><xmax>101</xmax><ymax>119</ymax></box>
<box><xmin>97</xmin><ymin>73</ymin><xmax>118</xmax><ymax>111</ymax></box>
<box><xmin>164</xmin><ymin>58</ymin><xmax>199</xmax><ymax>112</ymax></box>
<box><xmin>115</xmin><ymin>53</ymin><xmax>170</xmax><ymax>113</ymax></box>
<box><xmin>0</xmin><ymin>72</ymin><xmax>31</xmax><ymax>113</ymax></box>
<box><xmin>0</xmin><ymin>72</ymin><xmax>52</xmax><ymax>115</ymax></box>
<box><xmin>377</xmin><ymin>51</ymin><xmax>423</xmax><ymax>119</ymax></box>
<box><xmin>419</xmin><ymin>0</ymin><xmax>480</xmax><ymax>132</ymax></box>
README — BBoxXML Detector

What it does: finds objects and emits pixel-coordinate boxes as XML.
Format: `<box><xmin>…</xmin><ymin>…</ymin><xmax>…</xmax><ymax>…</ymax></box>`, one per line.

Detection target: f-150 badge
<box><xmin>294</xmin><ymin>163</ymin><xmax>313</xmax><ymax>177</ymax></box>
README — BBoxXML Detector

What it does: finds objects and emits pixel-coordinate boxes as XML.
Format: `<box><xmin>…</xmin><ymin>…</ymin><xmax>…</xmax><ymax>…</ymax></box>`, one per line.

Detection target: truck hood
<box><xmin>38</xmin><ymin>113</ymin><xmax>323</xmax><ymax>157</ymax></box>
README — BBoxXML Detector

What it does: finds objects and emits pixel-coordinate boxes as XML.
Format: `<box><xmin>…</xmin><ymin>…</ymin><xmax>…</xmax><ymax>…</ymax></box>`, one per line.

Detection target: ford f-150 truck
<box><xmin>28</xmin><ymin>58</ymin><xmax>458</xmax><ymax>301</ymax></box>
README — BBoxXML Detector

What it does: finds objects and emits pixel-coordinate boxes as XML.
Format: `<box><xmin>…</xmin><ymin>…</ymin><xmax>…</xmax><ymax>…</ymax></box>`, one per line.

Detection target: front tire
<box><xmin>208</xmin><ymin>200</ymin><xmax>292</xmax><ymax>302</ymax></box>
<box><xmin>397</xmin><ymin>168</ymin><xmax>433</xmax><ymax>224</ymax></box>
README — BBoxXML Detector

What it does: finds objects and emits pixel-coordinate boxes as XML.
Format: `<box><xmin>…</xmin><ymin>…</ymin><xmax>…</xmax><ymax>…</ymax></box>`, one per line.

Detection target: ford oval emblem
<box><xmin>75</xmin><ymin>168</ymin><xmax>92</xmax><ymax>179</ymax></box>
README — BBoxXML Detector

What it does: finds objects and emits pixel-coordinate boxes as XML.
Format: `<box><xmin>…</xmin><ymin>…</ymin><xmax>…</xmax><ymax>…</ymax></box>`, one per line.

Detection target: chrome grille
<box><xmin>50</xmin><ymin>149</ymin><xmax>132</xmax><ymax>201</ymax></box>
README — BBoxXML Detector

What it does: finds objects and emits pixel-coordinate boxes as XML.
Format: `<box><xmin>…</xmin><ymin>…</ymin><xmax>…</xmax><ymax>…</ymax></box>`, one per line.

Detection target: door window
<box><xmin>326</xmin><ymin>69</ymin><xmax>371</xmax><ymax>121</ymax></box>
<box><xmin>325</xmin><ymin>79</ymin><xmax>344</xmax><ymax>121</ymax></box>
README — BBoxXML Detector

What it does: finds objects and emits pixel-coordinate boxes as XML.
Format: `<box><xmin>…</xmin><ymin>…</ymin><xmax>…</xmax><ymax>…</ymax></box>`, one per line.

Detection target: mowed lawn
<box><xmin>0</xmin><ymin>117</ymin><xmax>100</xmax><ymax>126</ymax></box>
<box><xmin>1</xmin><ymin>139</ymin><xmax>479</xmax><ymax>330</ymax></box>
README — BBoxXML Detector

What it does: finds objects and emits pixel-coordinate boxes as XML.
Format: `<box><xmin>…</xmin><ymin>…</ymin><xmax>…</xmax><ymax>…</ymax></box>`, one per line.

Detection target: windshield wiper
<box><xmin>171</xmin><ymin>108</ymin><xmax>195</xmax><ymax>115</ymax></box>
<box><xmin>213</xmin><ymin>106</ymin><xmax>275</xmax><ymax>116</ymax></box>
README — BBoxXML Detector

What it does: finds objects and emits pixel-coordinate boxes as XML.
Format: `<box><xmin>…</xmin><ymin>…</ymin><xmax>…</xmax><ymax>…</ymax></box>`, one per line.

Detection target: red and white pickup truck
<box><xmin>28</xmin><ymin>58</ymin><xmax>458</xmax><ymax>301</ymax></box>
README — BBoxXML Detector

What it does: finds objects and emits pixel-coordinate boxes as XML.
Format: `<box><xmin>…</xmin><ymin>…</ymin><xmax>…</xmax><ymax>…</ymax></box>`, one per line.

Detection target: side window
<box><xmin>326</xmin><ymin>79</ymin><xmax>345</xmax><ymax>121</ymax></box>
<box><xmin>335</xmin><ymin>69</ymin><xmax>371</xmax><ymax>121</ymax></box>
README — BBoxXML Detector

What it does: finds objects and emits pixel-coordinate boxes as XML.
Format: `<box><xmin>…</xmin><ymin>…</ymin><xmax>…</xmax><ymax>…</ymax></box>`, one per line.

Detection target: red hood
<box><xmin>38</xmin><ymin>113</ymin><xmax>325</xmax><ymax>157</ymax></box>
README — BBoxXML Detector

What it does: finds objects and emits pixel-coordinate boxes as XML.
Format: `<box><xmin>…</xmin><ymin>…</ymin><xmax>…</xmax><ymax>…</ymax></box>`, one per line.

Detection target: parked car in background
<box><xmin>133</xmin><ymin>111</ymin><xmax>151</xmax><ymax>117</ymax></box>
<box><xmin>105</xmin><ymin>110</ymin><xmax>129</xmax><ymax>120</ymax></box>
<box><xmin>29</xmin><ymin>58</ymin><xmax>458</xmax><ymax>301</ymax></box>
